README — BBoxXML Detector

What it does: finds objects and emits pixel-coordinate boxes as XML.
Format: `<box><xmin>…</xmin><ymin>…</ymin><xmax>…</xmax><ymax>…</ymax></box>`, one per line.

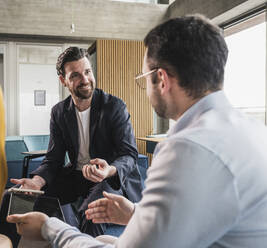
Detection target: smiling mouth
<box><xmin>78</xmin><ymin>85</ymin><xmax>91</xmax><ymax>90</ymax></box>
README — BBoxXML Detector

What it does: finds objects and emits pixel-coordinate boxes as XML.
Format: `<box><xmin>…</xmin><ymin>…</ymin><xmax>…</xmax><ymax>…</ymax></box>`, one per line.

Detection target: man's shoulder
<box><xmin>94</xmin><ymin>88</ymin><xmax>125</xmax><ymax>107</ymax></box>
<box><xmin>51</xmin><ymin>95</ymin><xmax>72</xmax><ymax>113</ymax></box>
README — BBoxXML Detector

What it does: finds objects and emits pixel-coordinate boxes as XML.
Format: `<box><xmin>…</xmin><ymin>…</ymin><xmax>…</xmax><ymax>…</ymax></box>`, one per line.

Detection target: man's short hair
<box><xmin>144</xmin><ymin>14</ymin><xmax>228</xmax><ymax>99</ymax></box>
<box><xmin>56</xmin><ymin>47</ymin><xmax>90</xmax><ymax>77</ymax></box>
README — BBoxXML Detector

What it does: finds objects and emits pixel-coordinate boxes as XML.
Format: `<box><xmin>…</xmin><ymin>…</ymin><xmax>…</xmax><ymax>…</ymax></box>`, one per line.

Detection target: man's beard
<box><xmin>74</xmin><ymin>81</ymin><xmax>94</xmax><ymax>100</ymax></box>
<box><xmin>152</xmin><ymin>88</ymin><xmax>168</xmax><ymax>119</ymax></box>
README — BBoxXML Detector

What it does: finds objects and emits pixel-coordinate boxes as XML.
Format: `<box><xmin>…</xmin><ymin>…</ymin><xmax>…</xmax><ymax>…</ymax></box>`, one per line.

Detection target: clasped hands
<box><xmin>82</xmin><ymin>158</ymin><xmax>117</xmax><ymax>182</ymax></box>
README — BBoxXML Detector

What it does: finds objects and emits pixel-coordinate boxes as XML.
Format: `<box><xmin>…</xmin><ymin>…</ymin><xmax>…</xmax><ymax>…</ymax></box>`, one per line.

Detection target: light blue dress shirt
<box><xmin>42</xmin><ymin>91</ymin><xmax>267</xmax><ymax>248</ymax></box>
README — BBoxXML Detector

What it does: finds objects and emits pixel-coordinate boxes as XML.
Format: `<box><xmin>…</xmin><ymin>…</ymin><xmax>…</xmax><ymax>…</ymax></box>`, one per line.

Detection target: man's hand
<box><xmin>85</xmin><ymin>191</ymin><xmax>134</xmax><ymax>225</ymax></box>
<box><xmin>6</xmin><ymin>212</ymin><xmax>48</xmax><ymax>241</ymax></box>
<box><xmin>10</xmin><ymin>176</ymin><xmax>46</xmax><ymax>190</ymax></box>
<box><xmin>82</xmin><ymin>158</ymin><xmax>117</xmax><ymax>183</ymax></box>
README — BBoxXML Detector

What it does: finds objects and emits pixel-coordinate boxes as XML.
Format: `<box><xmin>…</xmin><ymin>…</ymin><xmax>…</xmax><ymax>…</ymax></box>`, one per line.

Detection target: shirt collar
<box><xmin>167</xmin><ymin>90</ymin><xmax>232</xmax><ymax>136</ymax></box>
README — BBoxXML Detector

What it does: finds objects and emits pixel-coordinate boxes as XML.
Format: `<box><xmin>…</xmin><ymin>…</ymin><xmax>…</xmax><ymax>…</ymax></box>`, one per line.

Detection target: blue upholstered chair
<box><xmin>5</xmin><ymin>135</ymin><xmax>49</xmax><ymax>188</ymax></box>
<box><xmin>5</xmin><ymin>139</ymin><xmax>28</xmax><ymax>188</ymax></box>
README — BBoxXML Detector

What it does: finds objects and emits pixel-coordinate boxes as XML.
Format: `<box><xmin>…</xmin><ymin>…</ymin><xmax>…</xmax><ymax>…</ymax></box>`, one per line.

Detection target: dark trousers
<box><xmin>0</xmin><ymin>170</ymin><xmax>122</xmax><ymax>248</ymax></box>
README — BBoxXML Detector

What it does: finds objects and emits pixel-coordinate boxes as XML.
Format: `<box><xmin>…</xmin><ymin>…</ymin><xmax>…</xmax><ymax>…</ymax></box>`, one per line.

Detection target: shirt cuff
<box><xmin>41</xmin><ymin>217</ymin><xmax>78</xmax><ymax>241</ymax></box>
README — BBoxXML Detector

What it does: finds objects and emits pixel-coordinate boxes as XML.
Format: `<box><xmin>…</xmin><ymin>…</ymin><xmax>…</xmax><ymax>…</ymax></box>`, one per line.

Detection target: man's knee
<box><xmin>87</xmin><ymin>181</ymin><xmax>123</xmax><ymax>203</ymax></box>
<box><xmin>79</xmin><ymin>217</ymin><xmax>107</xmax><ymax>237</ymax></box>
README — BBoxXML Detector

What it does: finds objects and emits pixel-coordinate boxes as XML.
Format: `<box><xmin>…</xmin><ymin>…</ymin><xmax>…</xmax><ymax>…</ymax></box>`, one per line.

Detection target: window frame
<box><xmin>221</xmin><ymin>4</ymin><xmax>267</xmax><ymax>124</ymax></box>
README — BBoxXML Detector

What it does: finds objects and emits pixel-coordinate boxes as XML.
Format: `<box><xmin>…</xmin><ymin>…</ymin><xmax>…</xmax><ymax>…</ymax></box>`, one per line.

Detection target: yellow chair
<box><xmin>0</xmin><ymin>87</ymin><xmax>7</xmax><ymax>198</ymax></box>
<box><xmin>0</xmin><ymin>87</ymin><xmax>12</xmax><ymax>248</ymax></box>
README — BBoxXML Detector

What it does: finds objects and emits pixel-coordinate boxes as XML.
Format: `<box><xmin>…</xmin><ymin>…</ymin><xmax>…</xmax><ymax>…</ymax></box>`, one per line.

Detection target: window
<box><xmin>223</xmin><ymin>9</ymin><xmax>266</xmax><ymax>124</ymax></box>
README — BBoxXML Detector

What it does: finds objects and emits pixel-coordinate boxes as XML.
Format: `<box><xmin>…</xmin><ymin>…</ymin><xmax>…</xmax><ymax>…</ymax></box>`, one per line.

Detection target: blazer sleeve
<box><xmin>107</xmin><ymin>100</ymin><xmax>138</xmax><ymax>190</ymax></box>
<box><xmin>30</xmin><ymin>107</ymin><xmax>66</xmax><ymax>186</ymax></box>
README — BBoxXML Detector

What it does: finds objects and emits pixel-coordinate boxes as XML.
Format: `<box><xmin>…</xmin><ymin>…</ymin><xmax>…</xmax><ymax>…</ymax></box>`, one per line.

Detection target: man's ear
<box><xmin>59</xmin><ymin>75</ymin><xmax>66</xmax><ymax>87</ymax></box>
<box><xmin>157</xmin><ymin>68</ymin><xmax>171</xmax><ymax>94</ymax></box>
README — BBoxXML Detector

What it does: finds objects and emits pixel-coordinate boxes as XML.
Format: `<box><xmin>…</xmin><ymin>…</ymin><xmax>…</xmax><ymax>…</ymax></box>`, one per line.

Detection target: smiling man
<box><xmin>0</xmin><ymin>47</ymin><xmax>142</xmax><ymax>246</ymax></box>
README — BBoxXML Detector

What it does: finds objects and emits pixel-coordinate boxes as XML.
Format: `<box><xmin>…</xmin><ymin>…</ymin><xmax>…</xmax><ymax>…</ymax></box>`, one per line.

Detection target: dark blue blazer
<box><xmin>31</xmin><ymin>88</ymin><xmax>142</xmax><ymax>202</ymax></box>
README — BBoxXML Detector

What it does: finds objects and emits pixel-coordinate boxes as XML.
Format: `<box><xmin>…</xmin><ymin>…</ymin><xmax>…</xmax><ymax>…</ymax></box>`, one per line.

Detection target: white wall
<box><xmin>19</xmin><ymin>64</ymin><xmax>59</xmax><ymax>135</ymax></box>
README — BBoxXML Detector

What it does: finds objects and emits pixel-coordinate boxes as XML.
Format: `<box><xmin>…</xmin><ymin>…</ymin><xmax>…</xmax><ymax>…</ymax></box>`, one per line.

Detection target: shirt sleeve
<box><xmin>42</xmin><ymin>217</ymin><xmax>114</xmax><ymax>248</ymax></box>
<box><xmin>116</xmin><ymin>138</ymin><xmax>240</xmax><ymax>248</ymax></box>
<box><xmin>109</xmin><ymin>101</ymin><xmax>138</xmax><ymax>167</ymax></box>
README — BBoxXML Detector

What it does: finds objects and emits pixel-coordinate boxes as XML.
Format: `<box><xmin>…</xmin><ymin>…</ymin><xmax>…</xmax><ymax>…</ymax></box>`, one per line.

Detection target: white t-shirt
<box><xmin>75</xmin><ymin>107</ymin><xmax>91</xmax><ymax>170</ymax></box>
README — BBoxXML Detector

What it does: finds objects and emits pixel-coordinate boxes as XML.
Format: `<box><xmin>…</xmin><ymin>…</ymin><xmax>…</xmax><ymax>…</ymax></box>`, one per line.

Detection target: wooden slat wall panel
<box><xmin>97</xmin><ymin>40</ymin><xmax>153</xmax><ymax>164</ymax></box>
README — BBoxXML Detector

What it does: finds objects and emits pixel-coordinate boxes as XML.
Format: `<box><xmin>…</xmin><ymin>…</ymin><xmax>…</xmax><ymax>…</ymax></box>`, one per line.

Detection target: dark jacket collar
<box><xmin>64</xmin><ymin>96</ymin><xmax>79</xmax><ymax>155</ymax></box>
<box><xmin>89</xmin><ymin>89</ymin><xmax>103</xmax><ymax>146</ymax></box>
<box><xmin>64</xmin><ymin>88</ymin><xmax>104</xmax><ymax>156</ymax></box>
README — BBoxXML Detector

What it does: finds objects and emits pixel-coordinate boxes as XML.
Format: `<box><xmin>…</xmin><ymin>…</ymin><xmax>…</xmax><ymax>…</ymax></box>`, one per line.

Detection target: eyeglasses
<box><xmin>135</xmin><ymin>68</ymin><xmax>158</xmax><ymax>89</ymax></box>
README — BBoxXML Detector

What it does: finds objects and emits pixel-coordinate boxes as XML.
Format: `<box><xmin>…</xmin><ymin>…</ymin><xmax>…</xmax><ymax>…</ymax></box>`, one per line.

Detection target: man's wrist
<box><xmin>32</xmin><ymin>175</ymin><xmax>46</xmax><ymax>189</ymax></box>
<box><xmin>108</xmin><ymin>165</ymin><xmax>117</xmax><ymax>177</ymax></box>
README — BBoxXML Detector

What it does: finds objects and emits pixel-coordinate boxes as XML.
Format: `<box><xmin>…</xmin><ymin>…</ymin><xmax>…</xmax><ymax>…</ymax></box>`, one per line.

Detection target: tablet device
<box><xmin>8</xmin><ymin>188</ymin><xmax>45</xmax><ymax>195</ymax></box>
<box><xmin>8</xmin><ymin>190</ymin><xmax>66</xmax><ymax>222</ymax></box>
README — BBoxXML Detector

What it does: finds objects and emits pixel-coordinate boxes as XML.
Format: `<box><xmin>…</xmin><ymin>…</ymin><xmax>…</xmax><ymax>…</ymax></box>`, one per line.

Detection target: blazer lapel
<box><xmin>90</xmin><ymin>89</ymin><xmax>101</xmax><ymax>154</ymax></box>
<box><xmin>64</xmin><ymin>98</ymin><xmax>79</xmax><ymax>156</ymax></box>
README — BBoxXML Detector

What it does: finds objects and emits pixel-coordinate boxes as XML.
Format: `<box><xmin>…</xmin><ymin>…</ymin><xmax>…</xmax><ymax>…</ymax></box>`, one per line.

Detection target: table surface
<box><xmin>21</xmin><ymin>150</ymin><xmax>47</xmax><ymax>156</ymax></box>
<box><xmin>137</xmin><ymin>137</ymin><xmax>166</xmax><ymax>143</ymax></box>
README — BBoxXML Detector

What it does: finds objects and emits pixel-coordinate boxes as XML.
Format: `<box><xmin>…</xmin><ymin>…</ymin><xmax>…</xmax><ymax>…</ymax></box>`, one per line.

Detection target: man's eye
<box><xmin>85</xmin><ymin>69</ymin><xmax>91</xmax><ymax>75</ymax></box>
<box><xmin>70</xmin><ymin>73</ymin><xmax>79</xmax><ymax>79</ymax></box>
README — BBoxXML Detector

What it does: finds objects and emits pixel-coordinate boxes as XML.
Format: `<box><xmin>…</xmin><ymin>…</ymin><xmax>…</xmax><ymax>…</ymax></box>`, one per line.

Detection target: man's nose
<box><xmin>82</xmin><ymin>74</ymin><xmax>89</xmax><ymax>83</ymax></box>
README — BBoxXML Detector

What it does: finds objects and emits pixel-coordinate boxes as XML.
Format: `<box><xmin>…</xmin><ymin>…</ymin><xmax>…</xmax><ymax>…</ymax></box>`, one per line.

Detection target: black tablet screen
<box><xmin>8</xmin><ymin>193</ymin><xmax>65</xmax><ymax>222</ymax></box>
